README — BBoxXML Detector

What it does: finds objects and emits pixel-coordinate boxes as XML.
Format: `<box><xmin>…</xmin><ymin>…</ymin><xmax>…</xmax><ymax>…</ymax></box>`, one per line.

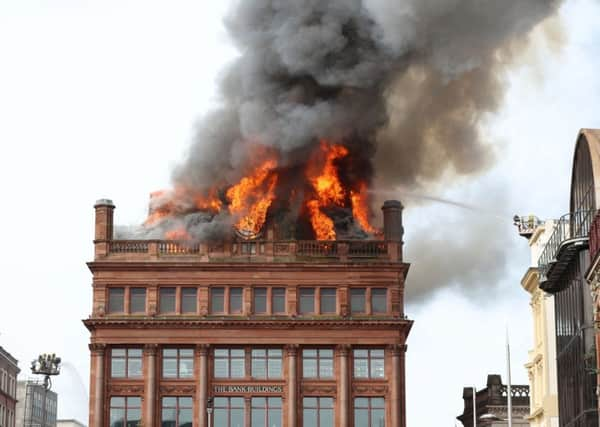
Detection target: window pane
<box><xmin>130</xmin><ymin>288</ymin><xmax>146</xmax><ymax>313</ymax></box>
<box><xmin>181</xmin><ymin>288</ymin><xmax>197</xmax><ymax>314</ymax></box>
<box><xmin>371</xmin><ymin>409</ymin><xmax>385</xmax><ymax>427</ymax></box>
<box><xmin>254</xmin><ymin>288</ymin><xmax>267</xmax><ymax>314</ymax></box>
<box><xmin>371</xmin><ymin>289</ymin><xmax>387</xmax><ymax>313</ymax></box>
<box><xmin>179</xmin><ymin>358</ymin><xmax>194</xmax><ymax>378</ymax></box>
<box><xmin>320</xmin><ymin>408</ymin><xmax>334</xmax><ymax>427</ymax></box>
<box><xmin>354</xmin><ymin>359</ymin><xmax>369</xmax><ymax>378</ymax></box>
<box><xmin>370</xmin><ymin>349</ymin><xmax>384</xmax><ymax>358</ymax></box>
<box><xmin>321</xmin><ymin>398</ymin><xmax>333</xmax><ymax>408</ymax></box>
<box><xmin>268</xmin><ymin>358</ymin><xmax>282</xmax><ymax>378</ymax></box>
<box><xmin>111</xmin><ymin>397</ymin><xmax>126</xmax><ymax>407</ymax></box>
<box><xmin>351</xmin><ymin>289</ymin><xmax>366</xmax><ymax>313</ymax></box>
<box><xmin>214</xmin><ymin>359</ymin><xmax>228</xmax><ymax>378</ymax></box>
<box><xmin>303</xmin><ymin>349</ymin><xmax>317</xmax><ymax>358</ymax></box>
<box><xmin>111</xmin><ymin>358</ymin><xmax>126</xmax><ymax>378</ymax></box>
<box><xmin>162</xmin><ymin>397</ymin><xmax>177</xmax><ymax>407</ymax></box>
<box><xmin>108</xmin><ymin>288</ymin><xmax>124</xmax><ymax>313</ymax></box>
<box><xmin>214</xmin><ymin>409</ymin><xmax>227</xmax><ymax>427</ymax></box>
<box><xmin>371</xmin><ymin>359</ymin><xmax>385</xmax><ymax>378</ymax></box>
<box><xmin>320</xmin><ymin>358</ymin><xmax>333</xmax><ymax>378</ymax></box>
<box><xmin>231</xmin><ymin>358</ymin><xmax>245</xmax><ymax>378</ymax></box>
<box><xmin>319</xmin><ymin>349</ymin><xmax>333</xmax><ymax>358</ymax></box>
<box><xmin>127</xmin><ymin>408</ymin><xmax>141</xmax><ymax>426</ymax></box>
<box><xmin>272</xmin><ymin>288</ymin><xmax>285</xmax><ymax>313</ymax></box>
<box><xmin>320</xmin><ymin>289</ymin><xmax>336</xmax><ymax>314</ymax></box>
<box><xmin>180</xmin><ymin>397</ymin><xmax>193</xmax><ymax>407</ymax></box>
<box><xmin>252</xmin><ymin>358</ymin><xmax>266</xmax><ymax>379</ymax></box>
<box><xmin>231</xmin><ymin>409</ymin><xmax>244</xmax><ymax>427</ymax></box>
<box><xmin>109</xmin><ymin>408</ymin><xmax>124</xmax><ymax>427</ymax></box>
<box><xmin>128</xmin><ymin>358</ymin><xmax>142</xmax><ymax>377</ymax></box>
<box><xmin>354</xmin><ymin>408</ymin><xmax>368</xmax><ymax>427</ymax></box>
<box><xmin>299</xmin><ymin>288</ymin><xmax>315</xmax><ymax>314</ymax></box>
<box><xmin>230</xmin><ymin>287</ymin><xmax>243</xmax><ymax>313</ymax></box>
<box><xmin>163</xmin><ymin>359</ymin><xmax>177</xmax><ymax>378</ymax></box>
<box><xmin>268</xmin><ymin>409</ymin><xmax>282</xmax><ymax>427</ymax></box>
<box><xmin>303</xmin><ymin>408</ymin><xmax>317</xmax><ymax>426</ymax></box>
<box><xmin>303</xmin><ymin>397</ymin><xmax>317</xmax><ymax>407</ymax></box>
<box><xmin>163</xmin><ymin>349</ymin><xmax>177</xmax><ymax>357</ymax></box>
<box><xmin>159</xmin><ymin>288</ymin><xmax>176</xmax><ymax>313</ymax></box>
<box><xmin>180</xmin><ymin>349</ymin><xmax>194</xmax><ymax>357</ymax></box>
<box><xmin>251</xmin><ymin>409</ymin><xmax>265</xmax><ymax>427</ymax></box>
<box><xmin>211</xmin><ymin>288</ymin><xmax>224</xmax><ymax>313</ymax></box>
<box><xmin>179</xmin><ymin>407</ymin><xmax>192</xmax><ymax>427</ymax></box>
<box><xmin>303</xmin><ymin>358</ymin><xmax>317</xmax><ymax>378</ymax></box>
<box><xmin>371</xmin><ymin>398</ymin><xmax>385</xmax><ymax>408</ymax></box>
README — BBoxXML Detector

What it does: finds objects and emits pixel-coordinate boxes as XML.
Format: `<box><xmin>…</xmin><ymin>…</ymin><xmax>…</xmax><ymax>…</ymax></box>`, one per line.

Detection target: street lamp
<box><xmin>207</xmin><ymin>397</ymin><xmax>214</xmax><ymax>427</ymax></box>
<box><xmin>30</xmin><ymin>353</ymin><xmax>61</xmax><ymax>427</ymax></box>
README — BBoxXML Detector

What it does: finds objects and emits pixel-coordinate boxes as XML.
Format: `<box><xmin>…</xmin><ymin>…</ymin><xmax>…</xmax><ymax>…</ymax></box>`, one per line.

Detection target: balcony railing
<box><xmin>538</xmin><ymin>210</ymin><xmax>594</xmax><ymax>290</ymax></box>
<box><xmin>98</xmin><ymin>239</ymin><xmax>401</xmax><ymax>263</ymax></box>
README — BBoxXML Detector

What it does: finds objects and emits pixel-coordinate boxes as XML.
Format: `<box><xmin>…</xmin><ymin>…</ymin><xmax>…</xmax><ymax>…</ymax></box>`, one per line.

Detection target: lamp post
<box><xmin>472</xmin><ymin>386</ymin><xmax>477</xmax><ymax>427</ymax></box>
<box><xmin>30</xmin><ymin>353</ymin><xmax>61</xmax><ymax>427</ymax></box>
<box><xmin>207</xmin><ymin>397</ymin><xmax>213</xmax><ymax>427</ymax></box>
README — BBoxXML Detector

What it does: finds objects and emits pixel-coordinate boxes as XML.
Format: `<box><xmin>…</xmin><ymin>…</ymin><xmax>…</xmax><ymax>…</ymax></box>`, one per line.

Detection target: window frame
<box><xmin>254</xmin><ymin>287</ymin><xmax>268</xmax><ymax>314</ymax></box>
<box><xmin>319</xmin><ymin>288</ymin><xmax>337</xmax><ymax>314</ymax></box>
<box><xmin>251</xmin><ymin>396</ymin><xmax>282</xmax><ymax>427</ymax></box>
<box><xmin>370</xmin><ymin>288</ymin><xmax>388</xmax><ymax>314</ymax></box>
<box><xmin>162</xmin><ymin>348</ymin><xmax>195</xmax><ymax>379</ymax></box>
<box><xmin>302</xmin><ymin>349</ymin><xmax>334</xmax><ymax>379</ymax></box>
<box><xmin>271</xmin><ymin>287</ymin><xmax>286</xmax><ymax>314</ymax></box>
<box><xmin>159</xmin><ymin>287</ymin><xmax>177</xmax><ymax>314</ymax></box>
<box><xmin>109</xmin><ymin>396</ymin><xmax>142</xmax><ymax>427</ymax></box>
<box><xmin>214</xmin><ymin>348</ymin><xmax>246</xmax><ymax>379</ymax></box>
<box><xmin>229</xmin><ymin>287</ymin><xmax>243</xmax><ymax>314</ymax></box>
<box><xmin>302</xmin><ymin>396</ymin><xmax>334</xmax><ymax>427</ymax></box>
<box><xmin>353</xmin><ymin>397</ymin><xmax>385</xmax><ymax>427</ymax></box>
<box><xmin>353</xmin><ymin>349</ymin><xmax>385</xmax><ymax>379</ymax></box>
<box><xmin>210</xmin><ymin>287</ymin><xmax>226</xmax><ymax>314</ymax></box>
<box><xmin>108</xmin><ymin>287</ymin><xmax>125</xmax><ymax>314</ymax></box>
<box><xmin>213</xmin><ymin>396</ymin><xmax>245</xmax><ymax>427</ymax></box>
<box><xmin>110</xmin><ymin>348</ymin><xmax>143</xmax><ymax>378</ymax></box>
<box><xmin>299</xmin><ymin>288</ymin><xmax>316</xmax><ymax>314</ymax></box>
<box><xmin>350</xmin><ymin>288</ymin><xmax>366</xmax><ymax>314</ymax></box>
<box><xmin>161</xmin><ymin>396</ymin><xmax>193</xmax><ymax>427</ymax></box>
<box><xmin>180</xmin><ymin>287</ymin><xmax>198</xmax><ymax>314</ymax></box>
<box><xmin>129</xmin><ymin>287</ymin><xmax>146</xmax><ymax>314</ymax></box>
<box><xmin>251</xmin><ymin>348</ymin><xmax>283</xmax><ymax>379</ymax></box>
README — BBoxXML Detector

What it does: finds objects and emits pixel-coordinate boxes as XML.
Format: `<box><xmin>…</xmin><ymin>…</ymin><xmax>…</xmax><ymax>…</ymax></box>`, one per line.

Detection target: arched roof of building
<box><xmin>570</xmin><ymin>129</ymin><xmax>600</xmax><ymax>213</ymax></box>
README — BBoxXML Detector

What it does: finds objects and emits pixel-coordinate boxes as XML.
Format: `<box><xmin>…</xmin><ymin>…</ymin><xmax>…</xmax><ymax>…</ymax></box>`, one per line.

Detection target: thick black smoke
<box><xmin>130</xmin><ymin>0</ymin><xmax>564</xmax><ymax>297</ymax></box>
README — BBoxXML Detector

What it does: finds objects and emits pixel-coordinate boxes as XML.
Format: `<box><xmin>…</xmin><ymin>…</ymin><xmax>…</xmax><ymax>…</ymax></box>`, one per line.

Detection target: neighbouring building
<box><xmin>57</xmin><ymin>419</ymin><xmax>86</xmax><ymax>427</ymax></box>
<box><xmin>84</xmin><ymin>199</ymin><xmax>412</xmax><ymax>427</ymax></box>
<box><xmin>0</xmin><ymin>346</ymin><xmax>19</xmax><ymax>427</ymax></box>
<box><xmin>515</xmin><ymin>218</ymin><xmax>559</xmax><ymax>427</ymax></box>
<box><xmin>15</xmin><ymin>380</ymin><xmax>58</xmax><ymax>427</ymax></box>
<box><xmin>456</xmin><ymin>374</ymin><xmax>530</xmax><ymax>427</ymax></box>
<box><xmin>537</xmin><ymin>128</ymin><xmax>600</xmax><ymax>426</ymax></box>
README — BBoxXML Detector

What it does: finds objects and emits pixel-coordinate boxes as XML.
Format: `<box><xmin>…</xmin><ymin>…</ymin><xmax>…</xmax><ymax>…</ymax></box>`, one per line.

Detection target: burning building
<box><xmin>85</xmin><ymin>197</ymin><xmax>411</xmax><ymax>427</ymax></box>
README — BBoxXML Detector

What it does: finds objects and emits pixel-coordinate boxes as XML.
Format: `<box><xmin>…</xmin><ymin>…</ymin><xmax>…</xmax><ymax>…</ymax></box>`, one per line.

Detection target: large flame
<box><xmin>305</xmin><ymin>140</ymin><xmax>349</xmax><ymax>240</ymax></box>
<box><xmin>350</xmin><ymin>182</ymin><xmax>375</xmax><ymax>233</ymax></box>
<box><xmin>226</xmin><ymin>158</ymin><xmax>278</xmax><ymax>238</ymax></box>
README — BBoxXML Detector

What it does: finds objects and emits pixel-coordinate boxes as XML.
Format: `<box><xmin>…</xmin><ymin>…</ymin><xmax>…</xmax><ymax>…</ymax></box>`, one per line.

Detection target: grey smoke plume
<box><xmin>143</xmin><ymin>0</ymin><xmax>564</xmax><ymax>297</ymax></box>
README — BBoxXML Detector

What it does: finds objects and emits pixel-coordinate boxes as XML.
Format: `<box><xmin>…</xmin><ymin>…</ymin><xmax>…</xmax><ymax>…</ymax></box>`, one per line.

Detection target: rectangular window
<box><xmin>354</xmin><ymin>397</ymin><xmax>385</xmax><ymax>427</ymax></box>
<box><xmin>251</xmin><ymin>397</ymin><xmax>281</xmax><ymax>427</ymax></box>
<box><xmin>214</xmin><ymin>349</ymin><xmax>245</xmax><ymax>378</ymax></box>
<box><xmin>181</xmin><ymin>288</ymin><xmax>197</xmax><ymax>314</ymax></box>
<box><xmin>350</xmin><ymin>288</ymin><xmax>366</xmax><ymax>314</ymax></box>
<box><xmin>302</xmin><ymin>349</ymin><xmax>334</xmax><ymax>378</ymax></box>
<box><xmin>371</xmin><ymin>288</ymin><xmax>387</xmax><ymax>313</ymax></box>
<box><xmin>162</xmin><ymin>349</ymin><xmax>194</xmax><ymax>378</ymax></box>
<box><xmin>109</xmin><ymin>396</ymin><xmax>141</xmax><ymax>427</ymax></box>
<box><xmin>229</xmin><ymin>287</ymin><xmax>243</xmax><ymax>313</ymax></box>
<box><xmin>159</xmin><ymin>287</ymin><xmax>176</xmax><ymax>314</ymax></box>
<box><xmin>214</xmin><ymin>397</ymin><xmax>245</xmax><ymax>427</ymax></box>
<box><xmin>254</xmin><ymin>288</ymin><xmax>267</xmax><ymax>314</ymax></box>
<box><xmin>161</xmin><ymin>396</ymin><xmax>193</xmax><ymax>427</ymax></box>
<box><xmin>353</xmin><ymin>349</ymin><xmax>385</xmax><ymax>379</ymax></box>
<box><xmin>319</xmin><ymin>289</ymin><xmax>336</xmax><ymax>314</ymax></box>
<box><xmin>111</xmin><ymin>348</ymin><xmax>142</xmax><ymax>378</ymax></box>
<box><xmin>299</xmin><ymin>288</ymin><xmax>315</xmax><ymax>314</ymax></box>
<box><xmin>303</xmin><ymin>397</ymin><xmax>334</xmax><ymax>427</ymax></box>
<box><xmin>130</xmin><ymin>288</ymin><xmax>146</xmax><ymax>314</ymax></box>
<box><xmin>108</xmin><ymin>288</ymin><xmax>125</xmax><ymax>314</ymax></box>
<box><xmin>211</xmin><ymin>287</ymin><xmax>225</xmax><ymax>313</ymax></box>
<box><xmin>252</xmin><ymin>349</ymin><xmax>283</xmax><ymax>379</ymax></box>
<box><xmin>272</xmin><ymin>288</ymin><xmax>285</xmax><ymax>314</ymax></box>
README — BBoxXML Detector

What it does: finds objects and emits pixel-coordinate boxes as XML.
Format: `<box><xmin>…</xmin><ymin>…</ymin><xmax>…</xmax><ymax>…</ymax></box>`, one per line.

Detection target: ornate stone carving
<box><xmin>387</xmin><ymin>344</ymin><xmax>407</xmax><ymax>355</ymax></box>
<box><xmin>143</xmin><ymin>344</ymin><xmax>158</xmax><ymax>356</ymax></box>
<box><xmin>336</xmin><ymin>344</ymin><xmax>350</xmax><ymax>357</ymax></box>
<box><xmin>110</xmin><ymin>384</ymin><xmax>144</xmax><ymax>394</ymax></box>
<box><xmin>302</xmin><ymin>385</ymin><xmax>337</xmax><ymax>395</ymax></box>
<box><xmin>89</xmin><ymin>343</ymin><xmax>106</xmax><ymax>354</ymax></box>
<box><xmin>196</xmin><ymin>344</ymin><xmax>210</xmax><ymax>356</ymax></box>
<box><xmin>285</xmin><ymin>344</ymin><xmax>299</xmax><ymax>357</ymax></box>
<box><xmin>160</xmin><ymin>385</ymin><xmax>196</xmax><ymax>395</ymax></box>
<box><xmin>352</xmin><ymin>384</ymin><xmax>388</xmax><ymax>395</ymax></box>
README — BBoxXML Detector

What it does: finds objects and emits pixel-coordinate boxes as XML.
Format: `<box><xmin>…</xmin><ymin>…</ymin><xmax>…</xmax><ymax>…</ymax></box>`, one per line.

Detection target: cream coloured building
<box><xmin>518</xmin><ymin>220</ymin><xmax>559</xmax><ymax>427</ymax></box>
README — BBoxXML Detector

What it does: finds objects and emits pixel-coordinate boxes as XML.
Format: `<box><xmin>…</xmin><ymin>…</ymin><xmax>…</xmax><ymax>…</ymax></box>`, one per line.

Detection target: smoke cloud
<box><xmin>131</xmin><ymin>0</ymin><xmax>564</xmax><ymax>298</ymax></box>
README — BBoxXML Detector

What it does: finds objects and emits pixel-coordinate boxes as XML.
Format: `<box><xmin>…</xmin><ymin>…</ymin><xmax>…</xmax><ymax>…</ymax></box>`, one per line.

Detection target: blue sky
<box><xmin>1</xmin><ymin>1</ymin><xmax>599</xmax><ymax>425</ymax></box>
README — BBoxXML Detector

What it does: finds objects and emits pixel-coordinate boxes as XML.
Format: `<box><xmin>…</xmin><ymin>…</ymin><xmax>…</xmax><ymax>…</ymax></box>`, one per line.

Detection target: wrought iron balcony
<box><xmin>538</xmin><ymin>210</ymin><xmax>595</xmax><ymax>293</ymax></box>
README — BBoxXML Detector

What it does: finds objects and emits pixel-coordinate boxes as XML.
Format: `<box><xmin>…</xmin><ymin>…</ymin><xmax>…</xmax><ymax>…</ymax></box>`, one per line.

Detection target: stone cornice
<box><xmin>83</xmin><ymin>318</ymin><xmax>413</xmax><ymax>331</ymax></box>
<box><xmin>87</xmin><ymin>261</ymin><xmax>409</xmax><ymax>274</ymax></box>
<box><xmin>520</xmin><ymin>267</ymin><xmax>539</xmax><ymax>294</ymax></box>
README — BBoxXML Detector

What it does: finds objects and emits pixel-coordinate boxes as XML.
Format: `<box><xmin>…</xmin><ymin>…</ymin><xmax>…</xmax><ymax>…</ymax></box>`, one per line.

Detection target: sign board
<box><xmin>213</xmin><ymin>385</ymin><xmax>283</xmax><ymax>394</ymax></box>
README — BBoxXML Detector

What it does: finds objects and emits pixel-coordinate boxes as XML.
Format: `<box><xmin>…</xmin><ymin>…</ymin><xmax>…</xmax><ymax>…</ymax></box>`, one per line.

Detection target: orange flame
<box><xmin>195</xmin><ymin>188</ymin><xmax>222</xmax><ymax>213</ymax></box>
<box><xmin>305</xmin><ymin>140</ymin><xmax>349</xmax><ymax>240</ymax></box>
<box><xmin>226</xmin><ymin>158</ymin><xmax>278</xmax><ymax>237</ymax></box>
<box><xmin>165</xmin><ymin>228</ymin><xmax>191</xmax><ymax>240</ymax></box>
<box><xmin>350</xmin><ymin>182</ymin><xmax>375</xmax><ymax>233</ymax></box>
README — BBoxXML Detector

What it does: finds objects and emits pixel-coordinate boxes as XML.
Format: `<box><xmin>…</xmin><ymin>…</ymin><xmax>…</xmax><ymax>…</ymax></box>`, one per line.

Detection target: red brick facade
<box><xmin>85</xmin><ymin>199</ymin><xmax>412</xmax><ymax>427</ymax></box>
<box><xmin>0</xmin><ymin>346</ymin><xmax>19</xmax><ymax>427</ymax></box>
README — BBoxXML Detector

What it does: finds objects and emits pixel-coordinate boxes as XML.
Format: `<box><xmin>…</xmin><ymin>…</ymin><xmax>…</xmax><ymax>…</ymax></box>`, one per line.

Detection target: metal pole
<box><xmin>472</xmin><ymin>386</ymin><xmax>477</xmax><ymax>427</ymax></box>
<box><xmin>506</xmin><ymin>327</ymin><xmax>513</xmax><ymax>427</ymax></box>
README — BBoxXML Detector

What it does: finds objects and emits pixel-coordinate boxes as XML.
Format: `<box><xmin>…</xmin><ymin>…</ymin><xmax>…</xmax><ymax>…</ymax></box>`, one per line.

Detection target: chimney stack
<box><xmin>94</xmin><ymin>199</ymin><xmax>115</xmax><ymax>241</ymax></box>
<box><xmin>381</xmin><ymin>200</ymin><xmax>404</xmax><ymax>242</ymax></box>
